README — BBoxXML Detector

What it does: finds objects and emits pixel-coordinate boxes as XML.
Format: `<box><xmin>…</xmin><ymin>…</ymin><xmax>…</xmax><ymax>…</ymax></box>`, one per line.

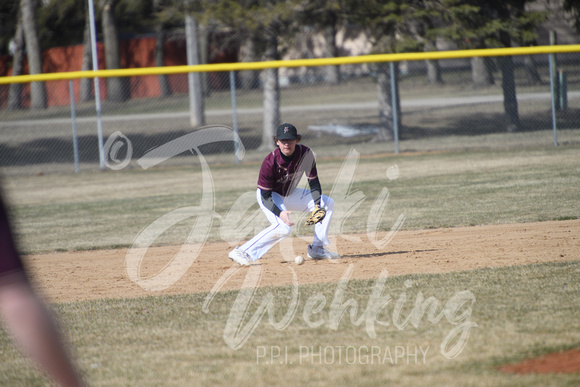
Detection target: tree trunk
<box><xmin>498</xmin><ymin>55</ymin><xmax>520</xmax><ymax>132</ymax></box>
<box><xmin>424</xmin><ymin>41</ymin><xmax>442</xmax><ymax>84</ymax></box>
<box><xmin>7</xmin><ymin>18</ymin><xmax>24</xmax><ymax>110</ymax></box>
<box><xmin>199</xmin><ymin>23</ymin><xmax>210</xmax><ymax>97</ymax></box>
<box><xmin>185</xmin><ymin>13</ymin><xmax>205</xmax><ymax>127</ymax></box>
<box><xmin>80</xmin><ymin>5</ymin><xmax>93</xmax><ymax>103</ymax></box>
<box><xmin>323</xmin><ymin>25</ymin><xmax>340</xmax><ymax>84</ymax></box>
<box><xmin>375</xmin><ymin>63</ymin><xmax>402</xmax><ymax>142</ymax></box>
<box><xmin>155</xmin><ymin>23</ymin><xmax>172</xmax><ymax>97</ymax></box>
<box><xmin>20</xmin><ymin>0</ymin><xmax>47</xmax><ymax>109</ymax></box>
<box><xmin>426</xmin><ymin>59</ymin><xmax>443</xmax><ymax>84</ymax></box>
<box><xmin>497</xmin><ymin>25</ymin><xmax>520</xmax><ymax>132</ymax></box>
<box><xmin>259</xmin><ymin>25</ymin><xmax>280</xmax><ymax>152</ymax></box>
<box><xmin>471</xmin><ymin>57</ymin><xmax>494</xmax><ymax>87</ymax></box>
<box><xmin>239</xmin><ymin>34</ymin><xmax>260</xmax><ymax>90</ymax></box>
<box><xmin>102</xmin><ymin>0</ymin><xmax>129</xmax><ymax>102</ymax></box>
<box><xmin>523</xmin><ymin>55</ymin><xmax>542</xmax><ymax>85</ymax></box>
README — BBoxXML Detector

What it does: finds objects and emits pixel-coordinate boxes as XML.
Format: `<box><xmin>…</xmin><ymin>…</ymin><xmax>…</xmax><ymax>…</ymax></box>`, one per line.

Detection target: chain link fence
<box><xmin>1</xmin><ymin>51</ymin><xmax>579</xmax><ymax>175</ymax></box>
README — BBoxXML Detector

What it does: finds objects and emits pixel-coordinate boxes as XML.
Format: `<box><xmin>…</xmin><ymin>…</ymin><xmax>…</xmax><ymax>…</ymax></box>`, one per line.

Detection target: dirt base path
<box><xmin>499</xmin><ymin>349</ymin><xmax>580</xmax><ymax>374</ymax></box>
<box><xmin>25</xmin><ymin>219</ymin><xmax>579</xmax><ymax>304</ymax></box>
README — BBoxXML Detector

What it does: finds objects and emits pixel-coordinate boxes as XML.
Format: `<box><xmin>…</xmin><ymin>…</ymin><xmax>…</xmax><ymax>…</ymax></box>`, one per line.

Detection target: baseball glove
<box><xmin>305</xmin><ymin>206</ymin><xmax>326</xmax><ymax>225</ymax></box>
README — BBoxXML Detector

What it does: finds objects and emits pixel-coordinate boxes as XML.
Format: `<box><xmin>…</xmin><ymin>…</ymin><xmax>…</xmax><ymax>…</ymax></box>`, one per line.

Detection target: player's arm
<box><xmin>308</xmin><ymin>177</ymin><xmax>322</xmax><ymax>207</ymax></box>
<box><xmin>301</xmin><ymin>147</ymin><xmax>322</xmax><ymax>207</ymax></box>
<box><xmin>260</xmin><ymin>189</ymin><xmax>281</xmax><ymax>217</ymax></box>
<box><xmin>260</xmin><ymin>190</ymin><xmax>294</xmax><ymax>226</ymax></box>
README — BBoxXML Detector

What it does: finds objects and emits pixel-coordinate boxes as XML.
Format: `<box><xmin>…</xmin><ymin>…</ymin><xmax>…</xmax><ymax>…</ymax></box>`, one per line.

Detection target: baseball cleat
<box><xmin>307</xmin><ymin>244</ymin><xmax>340</xmax><ymax>260</ymax></box>
<box><xmin>229</xmin><ymin>247</ymin><xmax>252</xmax><ymax>266</ymax></box>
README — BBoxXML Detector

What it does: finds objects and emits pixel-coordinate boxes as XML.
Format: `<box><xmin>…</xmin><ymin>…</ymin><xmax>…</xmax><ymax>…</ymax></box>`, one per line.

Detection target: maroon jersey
<box><xmin>257</xmin><ymin>144</ymin><xmax>318</xmax><ymax>197</ymax></box>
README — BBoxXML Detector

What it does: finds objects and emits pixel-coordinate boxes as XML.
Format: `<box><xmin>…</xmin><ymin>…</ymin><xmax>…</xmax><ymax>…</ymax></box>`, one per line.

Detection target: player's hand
<box><xmin>280</xmin><ymin>211</ymin><xmax>295</xmax><ymax>226</ymax></box>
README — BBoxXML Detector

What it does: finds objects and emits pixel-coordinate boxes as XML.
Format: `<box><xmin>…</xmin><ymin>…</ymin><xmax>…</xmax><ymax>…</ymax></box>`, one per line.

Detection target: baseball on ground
<box><xmin>295</xmin><ymin>255</ymin><xmax>305</xmax><ymax>265</ymax></box>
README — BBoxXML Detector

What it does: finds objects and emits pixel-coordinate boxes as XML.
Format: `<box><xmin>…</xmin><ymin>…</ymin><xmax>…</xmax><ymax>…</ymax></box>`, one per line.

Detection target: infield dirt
<box><xmin>25</xmin><ymin>219</ymin><xmax>579</xmax><ymax>304</ymax></box>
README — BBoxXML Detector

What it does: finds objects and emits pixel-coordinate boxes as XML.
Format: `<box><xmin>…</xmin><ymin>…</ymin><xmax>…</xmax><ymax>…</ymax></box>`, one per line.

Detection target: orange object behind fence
<box><xmin>0</xmin><ymin>36</ymin><xmax>200</xmax><ymax>108</ymax></box>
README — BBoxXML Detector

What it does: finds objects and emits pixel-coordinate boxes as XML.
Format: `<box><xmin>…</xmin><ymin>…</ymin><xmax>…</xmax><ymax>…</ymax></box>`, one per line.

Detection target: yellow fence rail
<box><xmin>1</xmin><ymin>45</ymin><xmax>580</xmax><ymax>84</ymax></box>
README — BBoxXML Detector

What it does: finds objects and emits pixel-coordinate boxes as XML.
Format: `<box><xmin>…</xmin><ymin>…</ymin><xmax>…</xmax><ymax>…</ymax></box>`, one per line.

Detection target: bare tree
<box><xmin>471</xmin><ymin>56</ymin><xmax>495</xmax><ymax>87</ymax></box>
<box><xmin>101</xmin><ymin>0</ymin><xmax>129</xmax><ymax>102</ymax></box>
<box><xmin>185</xmin><ymin>12</ymin><xmax>205</xmax><ymax>127</ymax></box>
<box><xmin>80</xmin><ymin>4</ymin><xmax>94</xmax><ymax>103</ymax></box>
<box><xmin>260</xmin><ymin>19</ymin><xmax>281</xmax><ymax>151</ymax></box>
<box><xmin>153</xmin><ymin>0</ymin><xmax>172</xmax><ymax>97</ymax></box>
<box><xmin>239</xmin><ymin>33</ymin><xmax>261</xmax><ymax>90</ymax></box>
<box><xmin>7</xmin><ymin>17</ymin><xmax>24</xmax><ymax>110</ymax></box>
<box><xmin>437</xmin><ymin>0</ymin><xmax>546</xmax><ymax>132</ymax></box>
<box><xmin>424</xmin><ymin>40</ymin><xmax>443</xmax><ymax>85</ymax></box>
<box><xmin>345</xmin><ymin>0</ymin><xmax>412</xmax><ymax>142</ymax></box>
<box><xmin>202</xmin><ymin>0</ymin><xmax>298</xmax><ymax>150</ymax></box>
<box><xmin>155</xmin><ymin>22</ymin><xmax>172</xmax><ymax>97</ymax></box>
<box><xmin>296</xmin><ymin>0</ymin><xmax>343</xmax><ymax>84</ymax></box>
<box><xmin>523</xmin><ymin>55</ymin><xmax>541</xmax><ymax>85</ymax></box>
<box><xmin>20</xmin><ymin>0</ymin><xmax>46</xmax><ymax>109</ymax></box>
<box><xmin>322</xmin><ymin>24</ymin><xmax>340</xmax><ymax>84</ymax></box>
<box><xmin>407</xmin><ymin>13</ymin><xmax>443</xmax><ymax>85</ymax></box>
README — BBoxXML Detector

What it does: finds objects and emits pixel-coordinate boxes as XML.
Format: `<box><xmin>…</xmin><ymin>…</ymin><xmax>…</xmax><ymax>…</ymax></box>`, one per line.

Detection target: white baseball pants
<box><xmin>240</xmin><ymin>188</ymin><xmax>334</xmax><ymax>262</ymax></box>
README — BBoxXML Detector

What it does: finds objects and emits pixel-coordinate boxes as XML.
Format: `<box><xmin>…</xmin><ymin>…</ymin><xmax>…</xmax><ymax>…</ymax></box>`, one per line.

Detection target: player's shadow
<box><xmin>341</xmin><ymin>249</ymin><xmax>438</xmax><ymax>259</ymax></box>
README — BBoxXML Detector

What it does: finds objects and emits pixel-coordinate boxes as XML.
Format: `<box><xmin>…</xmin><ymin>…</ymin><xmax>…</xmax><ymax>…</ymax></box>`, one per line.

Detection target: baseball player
<box><xmin>229</xmin><ymin>123</ymin><xmax>339</xmax><ymax>265</ymax></box>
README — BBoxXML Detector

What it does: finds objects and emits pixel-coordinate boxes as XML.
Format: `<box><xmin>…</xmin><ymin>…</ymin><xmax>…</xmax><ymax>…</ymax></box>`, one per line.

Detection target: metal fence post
<box><xmin>230</xmin><ymin>70</ymin><xmax>240</xmax><ymax>164</ymax></box>
<box><xmin>69</xmin><ymin>80</ymin><xmax>80</xmax><ymax>173</ymax></box>
<box><xmin>390</xmin><ymin>61</ymin><xmax>400</xmax><ymax>154</ymax></box>
<box><xmin>549</xmin><ymin>53</ymin><xmax>559</xmax><ymax>147</ymax></box>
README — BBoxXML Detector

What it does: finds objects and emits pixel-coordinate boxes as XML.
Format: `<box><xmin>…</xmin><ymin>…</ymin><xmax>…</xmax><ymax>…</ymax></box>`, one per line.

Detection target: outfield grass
<box><xmin>0</xmin><ymin>261</ymin><xmax>578</xmax><ymax>386</ymax></box>
<box><xmin>3</xmin><ymin>144</ymin><xmax>579</xmax><ymax>254</ymax></box>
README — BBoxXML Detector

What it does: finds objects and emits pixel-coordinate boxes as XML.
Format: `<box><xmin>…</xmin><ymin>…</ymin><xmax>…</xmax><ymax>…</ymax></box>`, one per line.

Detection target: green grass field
<box><xmin>3</xmin><ymin>144</ymin><xmax>579</xmax><ymax>254</ymax></box>
<box><xmin>0</xmin><ymin>142</ymin><xmax>579</xmax><ymax>386</ymax></box>
<box><xmin>0</xmin><ymin>262</ymin><xmax>578</xmax><ymax>386</ymax></box>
